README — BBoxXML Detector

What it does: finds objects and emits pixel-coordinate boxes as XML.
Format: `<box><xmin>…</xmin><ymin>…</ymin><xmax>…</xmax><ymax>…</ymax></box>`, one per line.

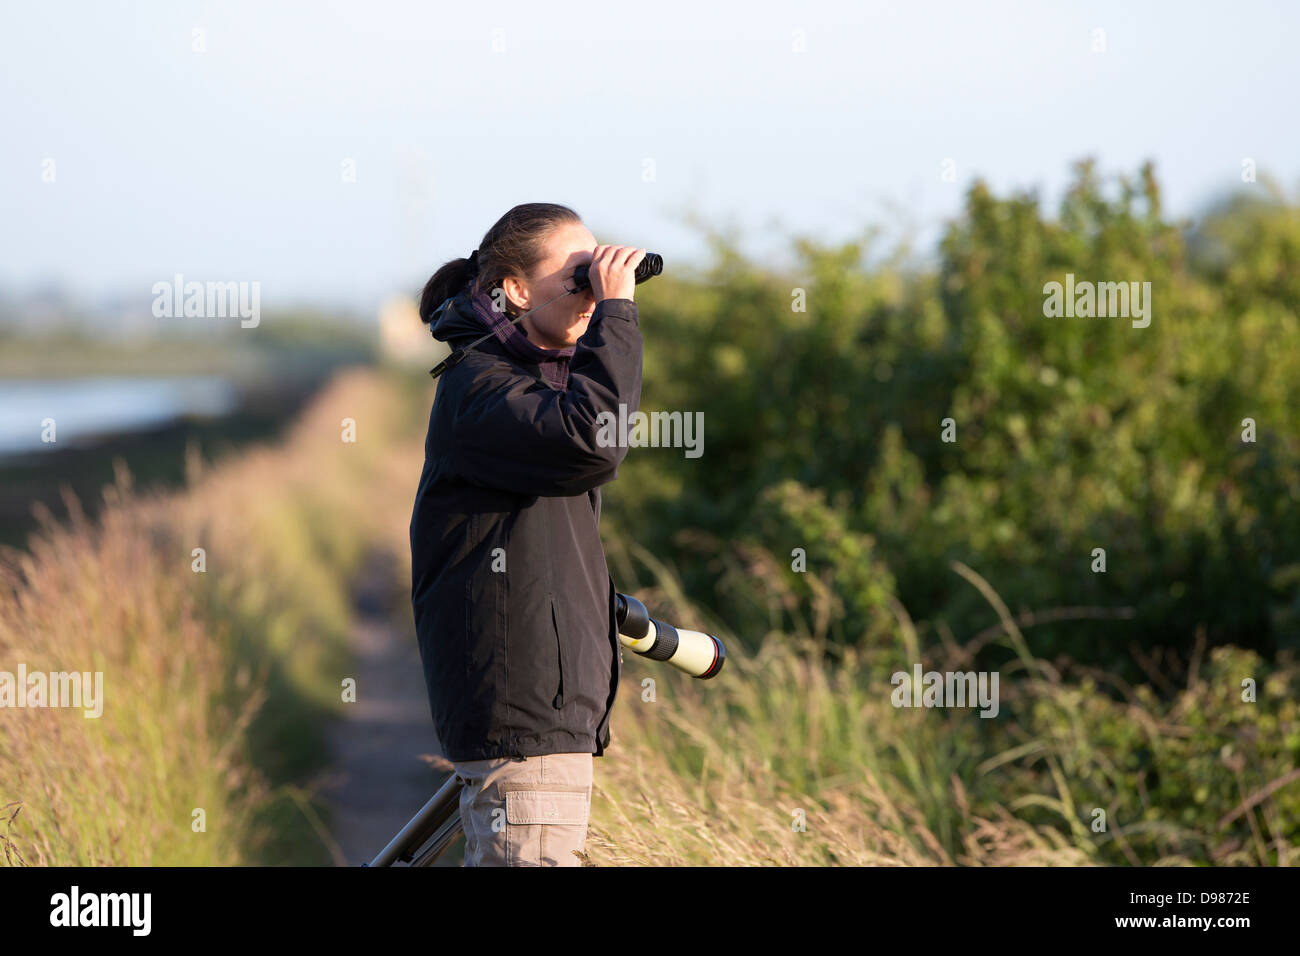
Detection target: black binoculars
<box><xmin>569</xmin><ymin>253</ymin><xmax>662</xmax><ymax>292</ymax></box>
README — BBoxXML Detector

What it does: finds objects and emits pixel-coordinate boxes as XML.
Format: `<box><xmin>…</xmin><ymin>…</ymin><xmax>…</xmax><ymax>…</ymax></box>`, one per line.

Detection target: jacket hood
<box><xmin>428</xmin><ymin>289</ymin><xmax>485</xmax><ymax>346</ymax></box>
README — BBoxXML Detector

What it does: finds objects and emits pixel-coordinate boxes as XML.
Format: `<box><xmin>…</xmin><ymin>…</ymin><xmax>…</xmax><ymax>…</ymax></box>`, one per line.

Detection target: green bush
<box><xmin>609</xmin><ymin>160</ymin><xmax>1300</xmax><ymax>680</ymax></box>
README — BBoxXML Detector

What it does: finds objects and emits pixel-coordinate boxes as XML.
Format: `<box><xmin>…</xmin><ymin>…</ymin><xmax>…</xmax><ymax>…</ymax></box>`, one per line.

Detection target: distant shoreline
<box><xmin>0</xmin><ymin>370</ymin><xmax>342</xmax><ymax>550</ymax></box>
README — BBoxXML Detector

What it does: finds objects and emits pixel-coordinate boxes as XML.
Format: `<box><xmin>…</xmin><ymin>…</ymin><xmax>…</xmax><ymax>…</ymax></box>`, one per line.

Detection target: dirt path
<box><xmin>317</xmin><ymin>563</ymin><xmax>460</xmax><ymax>867</ymax></box>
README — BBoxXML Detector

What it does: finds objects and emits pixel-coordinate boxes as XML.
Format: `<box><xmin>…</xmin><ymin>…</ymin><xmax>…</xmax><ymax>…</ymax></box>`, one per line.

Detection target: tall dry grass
<box><xmin>0</xmin><ymin>369</ymin><xmax>426</xmax><ymax>865</ymax></box>
<box><xmin>585</xmin><ymin>544</ymin><xmax>1089</xmax><ymax>865</ymax></box>
<box><xmin>584</xmin><ymin>540</ymin><xmax>1300</xmax><ymax>866</ymax></box>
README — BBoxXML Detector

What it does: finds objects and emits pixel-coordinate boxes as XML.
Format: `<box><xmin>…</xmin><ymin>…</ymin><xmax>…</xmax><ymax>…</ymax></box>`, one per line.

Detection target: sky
<box><xmin>2</xmin><ymin>0</ymin><xmax>1297</xmax><ymax>316</ymax></box>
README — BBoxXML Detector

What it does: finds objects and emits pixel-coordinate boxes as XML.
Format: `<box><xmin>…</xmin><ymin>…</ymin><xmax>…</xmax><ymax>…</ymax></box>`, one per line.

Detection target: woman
<box><xmin>410</xmin><ymin>202</ymin><xmax>645</xmax><ymax>866</ymax></box>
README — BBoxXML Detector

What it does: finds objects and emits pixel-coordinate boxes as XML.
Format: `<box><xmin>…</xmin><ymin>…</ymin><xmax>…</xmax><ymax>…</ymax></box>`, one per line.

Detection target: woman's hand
<box><xmin>587</xmin><ymin>245</ymin><xmax>646</xmax><ymax>303</ymax></box>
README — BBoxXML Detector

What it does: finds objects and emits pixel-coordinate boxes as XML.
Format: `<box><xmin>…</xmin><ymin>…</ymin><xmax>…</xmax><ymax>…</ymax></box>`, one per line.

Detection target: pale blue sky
<box><xmin>2</xmin><ymin>0</ymin><xmax>1297</xmax><ymax>314</ymax></box>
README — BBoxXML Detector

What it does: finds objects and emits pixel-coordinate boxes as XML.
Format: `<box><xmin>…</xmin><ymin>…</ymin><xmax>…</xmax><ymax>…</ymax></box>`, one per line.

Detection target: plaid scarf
<box><xmin>468</xmin><ymin>287</ymin><xmax>575</xmax><ymax>390</ymax></box>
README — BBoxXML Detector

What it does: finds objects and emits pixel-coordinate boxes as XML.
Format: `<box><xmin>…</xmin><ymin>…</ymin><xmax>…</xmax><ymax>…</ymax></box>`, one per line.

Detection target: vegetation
<box><xmin>0</xmin><ymin>370</ymin><xmax>420</xmax><ymax>865</ymax></box>
<box><xmin>612</xmin><ymin>160</ymin><xmax>1300</xmax><ymax>676</ymax></box>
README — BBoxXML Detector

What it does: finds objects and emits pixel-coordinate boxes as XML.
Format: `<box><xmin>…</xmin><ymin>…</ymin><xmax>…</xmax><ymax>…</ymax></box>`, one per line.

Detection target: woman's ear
<box><xmin>500</xmin><ymin>275</ymin><xmax>528</xmax><ymax>316</ymax></box>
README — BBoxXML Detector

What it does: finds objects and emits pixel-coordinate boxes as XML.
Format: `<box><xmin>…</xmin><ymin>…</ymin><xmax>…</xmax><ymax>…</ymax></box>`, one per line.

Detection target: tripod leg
<box><xmin>366</xmin><ymin>773</ymin><xmax>464</xmax><ymax>867</ymax></box>
<box><xmin>409</xmin><ymin>815</ymin><xmax>465</xmax><ymax>867</ymax></box>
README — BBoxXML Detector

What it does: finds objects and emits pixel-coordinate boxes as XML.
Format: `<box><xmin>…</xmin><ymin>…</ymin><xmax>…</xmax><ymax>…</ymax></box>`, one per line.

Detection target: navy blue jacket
<box><xmin>410</xmin><ymin>289</ymin><xmax>642</xmax><ymax>761</ymax></box>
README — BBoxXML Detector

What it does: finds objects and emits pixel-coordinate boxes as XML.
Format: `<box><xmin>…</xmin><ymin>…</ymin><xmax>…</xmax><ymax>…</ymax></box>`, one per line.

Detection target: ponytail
<box><xmin>419</xmin><ymin>255</ymin><xmax>478</xmax><ymax>325</ymax></box>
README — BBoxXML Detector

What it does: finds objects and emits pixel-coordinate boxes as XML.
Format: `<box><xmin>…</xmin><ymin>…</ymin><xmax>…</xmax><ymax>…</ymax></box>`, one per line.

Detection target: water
<box><xmin>0</xmin><ymin>377</ymin><xmax>238</xmax><ymax>456</ymax></box>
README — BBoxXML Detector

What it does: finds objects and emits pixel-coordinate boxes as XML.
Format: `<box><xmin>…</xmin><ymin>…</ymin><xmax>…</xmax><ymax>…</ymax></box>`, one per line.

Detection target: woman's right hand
<box><xmin>588</xmin><ymin>245</ymin><xmax>646</xmax><ymax>303</ymax></box>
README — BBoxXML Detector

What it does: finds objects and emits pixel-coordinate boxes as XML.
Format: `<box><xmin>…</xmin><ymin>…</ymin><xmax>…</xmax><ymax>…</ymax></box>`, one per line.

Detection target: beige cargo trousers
<box><xmin>452</xmin><ymin>752</ymin><xmax>593</xmax><ymax>866</ymax></box>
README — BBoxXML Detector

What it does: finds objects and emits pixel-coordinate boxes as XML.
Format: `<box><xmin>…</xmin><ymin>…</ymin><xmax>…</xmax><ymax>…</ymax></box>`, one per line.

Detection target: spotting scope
<box><xmin>615</xmin><ymin>592</ymin><xmax>725</xmax><ymax>679</ymax></box>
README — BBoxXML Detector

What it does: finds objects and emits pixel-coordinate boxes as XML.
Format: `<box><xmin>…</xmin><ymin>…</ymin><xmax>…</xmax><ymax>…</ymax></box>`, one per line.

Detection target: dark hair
<box><xmin>418</xmin><ymin>202</ymin><xmax>582</xmax><ymax>324</ymax></box>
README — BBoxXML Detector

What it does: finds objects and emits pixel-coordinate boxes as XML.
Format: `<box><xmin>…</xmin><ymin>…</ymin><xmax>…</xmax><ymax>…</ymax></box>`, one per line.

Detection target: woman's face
<box><xmin>502</xmin><ymin>221</ymin><xmax>598</xmax><ymax>350</ymax></box>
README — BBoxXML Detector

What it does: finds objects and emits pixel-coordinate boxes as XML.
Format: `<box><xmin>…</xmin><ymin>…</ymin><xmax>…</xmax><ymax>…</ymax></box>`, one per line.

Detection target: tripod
<box><xmin>366</xmin><ymin>773</ymin><xmax>465</xmax><ymax>867</ymax></box>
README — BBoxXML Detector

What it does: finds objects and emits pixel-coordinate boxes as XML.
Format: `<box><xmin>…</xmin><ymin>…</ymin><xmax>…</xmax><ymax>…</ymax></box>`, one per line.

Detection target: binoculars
<box><xmin>569</xmin><ymin>253</ymin><xmax>663</xmax><ymax>292</ymax></box>
<box><xmin>365</xmin><ymin>591</ymin><xmax>724</xmax><ymax>866</ymax></box>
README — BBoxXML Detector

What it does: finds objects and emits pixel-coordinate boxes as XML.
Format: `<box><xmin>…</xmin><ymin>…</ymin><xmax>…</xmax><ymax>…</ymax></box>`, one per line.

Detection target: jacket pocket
<box><xmin>464</xmin><ymin>512</ymin><xmax>477</xmax><ymax>680</ymax></box>
<box><xmin>549</xmin><ymin>592</ymin><xmax>567</xmax><ymax>710</ymax></box>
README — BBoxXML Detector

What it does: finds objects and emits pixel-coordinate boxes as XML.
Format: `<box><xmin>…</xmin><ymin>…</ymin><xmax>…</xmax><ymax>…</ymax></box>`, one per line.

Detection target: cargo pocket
<box><xmin>503</xmin><ymin>786</ymin><xmax>591</xmax><ymax>866</ymax></box>
<box><xmin>549</xmin><ymin>593</ymin><xmax>567</xmax><ymax>710</ymax></box>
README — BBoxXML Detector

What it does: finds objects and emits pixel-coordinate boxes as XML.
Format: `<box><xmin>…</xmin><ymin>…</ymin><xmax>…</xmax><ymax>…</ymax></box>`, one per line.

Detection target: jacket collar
<box><xmin>429</xmin><ymin>287</ymin><xmax>576</xmax><ymax>390</ymax></box>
